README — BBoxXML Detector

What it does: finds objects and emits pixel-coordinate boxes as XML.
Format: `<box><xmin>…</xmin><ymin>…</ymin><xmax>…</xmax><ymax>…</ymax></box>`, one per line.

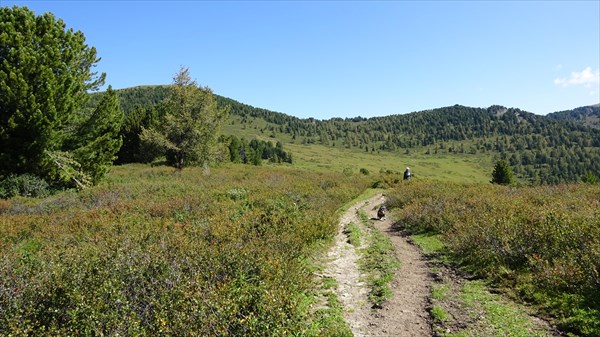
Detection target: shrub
<box><xmin>0</xmin><ymin>164</ymin><xmax>370</xmax><ymax>335</ymax></box>
<box><xmin>0</xmin><ymin>174</ymin><xmax>51</xmax><ymax>199</ymax></box>
<box><xmin>388</xmin><ymin>180</ymin><xmax>600</xmax><ymax>336</ymax></box>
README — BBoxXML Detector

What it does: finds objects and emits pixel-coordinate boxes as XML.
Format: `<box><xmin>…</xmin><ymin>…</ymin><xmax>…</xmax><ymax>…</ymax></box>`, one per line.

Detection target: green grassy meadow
<box><xmin>223</xmin><ymin>114</ymin><xmax>494</xmax><ymax>184</ymax></box>
<box><xmin>287</xmin><ymin>142</ymin><xmax>493</xmax><ymax>183</ymax></box>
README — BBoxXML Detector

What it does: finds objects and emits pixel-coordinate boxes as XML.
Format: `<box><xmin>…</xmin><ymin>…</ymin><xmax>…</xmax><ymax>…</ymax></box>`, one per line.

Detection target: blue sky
<box><xmin>3</xmin><ymin>1</ymin><xmax>599</xmax><ymax>119</ymax></box>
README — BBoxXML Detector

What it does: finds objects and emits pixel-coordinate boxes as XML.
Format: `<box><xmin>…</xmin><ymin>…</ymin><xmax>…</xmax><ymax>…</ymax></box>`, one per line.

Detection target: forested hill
<box><xmin>546</xmin><ymin>104</ymin><xmax>600</xmax><ymax>129</ymax></box>
<box><xmin>89</xmin><ymin>85</ymin><xmax>600</xmax><ymax>184</ymax></box>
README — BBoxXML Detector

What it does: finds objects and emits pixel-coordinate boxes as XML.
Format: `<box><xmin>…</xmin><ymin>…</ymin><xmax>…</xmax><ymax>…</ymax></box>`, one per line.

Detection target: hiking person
<box><xmin>404</xmin><ymin>167</ymin><xmax>411</xmax><ymax>180</ymax></box>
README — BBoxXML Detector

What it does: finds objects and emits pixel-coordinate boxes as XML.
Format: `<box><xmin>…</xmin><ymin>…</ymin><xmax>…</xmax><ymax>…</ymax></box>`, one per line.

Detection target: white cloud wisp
<box><xmin>554</xmin><ymin>67</ymin><xmax>600</xmax><ymax>88</ymax></box>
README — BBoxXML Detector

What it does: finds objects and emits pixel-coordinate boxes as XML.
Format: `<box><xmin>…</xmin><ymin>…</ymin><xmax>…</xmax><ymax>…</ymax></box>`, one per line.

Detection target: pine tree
<box><xmin>491</xmin><ymin>160</ymin><xmax>515</xmax><ymax>185</ymax></box>
<box><xmin>68</xmin><ymin>86</ymin><xmax>123</xmax><ymax>184</ymax></box>
<box><xmin>0</xmin><ymin>6</ymin><xmax>122</xmax><ymax>186</ymax></box>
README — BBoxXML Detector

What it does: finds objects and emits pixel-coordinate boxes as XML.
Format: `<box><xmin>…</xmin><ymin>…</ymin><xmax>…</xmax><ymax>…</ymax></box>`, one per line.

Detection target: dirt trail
<box><xmin>323</xmin><ymin>193</ymin><xmax>432</xmax><ymax>337</ymax></box>
<box><xmin>323</xmin><ymin>192</ymin><xmax>561</xmax><ymax>337</ymax></box>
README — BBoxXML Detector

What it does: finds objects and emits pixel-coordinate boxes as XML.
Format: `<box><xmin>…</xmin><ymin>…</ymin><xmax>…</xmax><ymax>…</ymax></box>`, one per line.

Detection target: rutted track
<box><xmin>322</xmin><ymin>193</ymin><xmax>432</xmax><ymax>337</ymax></box>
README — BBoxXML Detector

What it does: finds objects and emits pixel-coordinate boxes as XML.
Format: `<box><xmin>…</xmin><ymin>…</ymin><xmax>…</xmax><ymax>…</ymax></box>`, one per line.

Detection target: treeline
<box><xmin>223</xmin><ymin>136</ymin><xmax>292</xmax><ymax>165</ymax></box>
<box><xmin>92</xmin><ymin>86</ymin><xmax>600</xmax><ymax>184</ymax></box>
<box><xmin>187</xmin><ymin>94</ymin><xmax>600</xmax><ymax>185</ymax></box>
<box><xmin>87</xmin><ymin>85</ymin><xmax>171</xmax><ymax>115</ymax></box>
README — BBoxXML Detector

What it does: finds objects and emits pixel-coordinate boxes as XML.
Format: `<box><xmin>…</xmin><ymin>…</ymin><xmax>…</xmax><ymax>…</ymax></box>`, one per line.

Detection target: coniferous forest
<box><xmin>89</xmin><ymin>85</ymin><xmax>600</xmax><ymax>185</ymax></box>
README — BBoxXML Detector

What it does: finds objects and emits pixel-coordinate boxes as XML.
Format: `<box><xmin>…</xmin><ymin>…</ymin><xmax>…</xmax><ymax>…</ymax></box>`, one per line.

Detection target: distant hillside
<box><xmin>547</xmin><ymin>104</ymin><xmax>600</xmax><ymax>129</ymax></box>
<box><xmin>88</xmin><ymin>85</ymin><xmax>171</xmax><ymax>113</ymax></box>
<box><xmin>89</xmin><ymin>86</ymin><xmax>600</xmax><ymax>184</ymax></box>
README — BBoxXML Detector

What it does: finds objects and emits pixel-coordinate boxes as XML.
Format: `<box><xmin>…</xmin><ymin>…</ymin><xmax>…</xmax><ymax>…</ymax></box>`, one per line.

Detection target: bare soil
<box><xmin>323</xmin><ymin>193</ymin><xmax>432</xmax><ymax>337</ymax></box>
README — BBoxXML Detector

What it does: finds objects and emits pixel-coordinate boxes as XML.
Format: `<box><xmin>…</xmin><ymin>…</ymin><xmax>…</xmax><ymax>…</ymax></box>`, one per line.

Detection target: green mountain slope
<box><xmin>89</xmin><ymin>86</ymin><xmax>600</xmax><ymax>184</ymax></box>
<box><xmin>547</xmin><ymin>104</ymin><xmax>600</xmax><ymax>129</ymax></box>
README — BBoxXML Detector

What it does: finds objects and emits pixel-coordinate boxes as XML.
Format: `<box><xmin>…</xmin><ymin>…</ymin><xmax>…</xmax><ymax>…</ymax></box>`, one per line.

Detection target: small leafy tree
<box><xmin>141</xmin><ymin>67</ymin><xmax>228</xmax><ymax>170</ymax></box>
<box><xmin>490</xmin><ymin>159</ymin><xmax>515</xmax><ymax>185</ymax></box>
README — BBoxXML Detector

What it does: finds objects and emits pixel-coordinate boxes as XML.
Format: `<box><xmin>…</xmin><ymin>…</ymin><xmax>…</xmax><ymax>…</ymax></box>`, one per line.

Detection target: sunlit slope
<box><xmin>222</xmin><ymin>116</ymin><xmax>493</xmax><ymax>183</ymax></box>
<box><xmin>284</xmin><ymin>142</ymin><xmax>493</xmax><ymax>183</ymax></box>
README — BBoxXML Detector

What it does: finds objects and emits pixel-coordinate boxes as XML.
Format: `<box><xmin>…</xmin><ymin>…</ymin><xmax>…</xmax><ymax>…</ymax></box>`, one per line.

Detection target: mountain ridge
<box><xmin>94</xmin><ymin>84</ymin><xmax>598</xmax><ymax>122</ymax></box>
<box><xmin>546</xmin><ymin>104</ymin><xmax>600</xmax><ymax>129</ymax></box>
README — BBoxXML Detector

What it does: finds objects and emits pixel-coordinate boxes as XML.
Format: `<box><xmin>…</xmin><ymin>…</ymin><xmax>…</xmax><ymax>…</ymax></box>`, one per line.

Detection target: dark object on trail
<box><xmin>377</xmin><ymin>205</ymin><xmax>386</xmax><ymax>220</ymax></box>
<box><xmin>404</xmin><ymin>167</ymin><xmax>411</xmax><ymax>180</ymax></box>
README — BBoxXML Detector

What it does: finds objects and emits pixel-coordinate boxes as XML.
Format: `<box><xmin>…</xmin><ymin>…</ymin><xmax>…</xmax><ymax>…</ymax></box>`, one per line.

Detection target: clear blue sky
<box><xmin>3</xmin><ymin>1</ymin><xmax>599</xmax><ymax>119</ymax></box>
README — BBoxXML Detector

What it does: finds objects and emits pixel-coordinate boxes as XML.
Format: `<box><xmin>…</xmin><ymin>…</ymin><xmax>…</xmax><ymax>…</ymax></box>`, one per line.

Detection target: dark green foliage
<box><xmin>224</xmin><ymin>135</ymin><xmax>292</xmax><ymax>165</ymax></box>
<box><xmin>0</xmin><ymin>6</ymin><xmax>122</xmax><ymax>187</ymax></box>
<box><xmin>68</xmin><ymin>87</ymin><xmax>123</xmax><ymax>184</ymax></box>
<box><xmin>491</xmin><ymin>160</ymin><xmax>515</xmax><ymax>185</ymax></box>
<box><xmin>87</xmin><ymin>86</ymin><xmax>168</xmax><ymax>164</ymax></box>
<box><xmin>547</xmin><ymin>104</ymin><xmax>600</xmax><ymax>129</ymax></box>
<box><xmin>0</xmin><ymin>174</ymin><xmax>51</xmax><ymax>198</ymax></box>
<box><xmin>87</xmin><ymin>85</ymin><xmax>171</xmax><ymax>115</ymax></box>
<box><xmin>115</xmin><ymin>104</ymin><xmax>160</xmax><ymax>164</ymax></box>
<box><xmin>581</xmin><ymin>171</ymin><xmax>599</xmax><ymax>184</ymax></box>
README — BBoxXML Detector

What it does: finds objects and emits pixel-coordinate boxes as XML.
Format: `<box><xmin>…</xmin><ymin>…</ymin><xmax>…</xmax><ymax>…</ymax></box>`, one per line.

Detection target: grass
<box><xmin>357</xmin><ymin>209</ymin><xmax>400</xmax><ymax>308</ymax></box>
<box><xmin>431</xmin><ymin>305</ymin><xmax>450</xmax><ymax>322</ymax></box>
<box><xmin>2</xmin><ymin>128</ymin><xmax>598</xmax><ymax>335</ymax></box>
<box><xmin>223</xmin><ymin>112</ymin><xmax>494</xmax><ymax>186</ymax></box>
<box><xmin>412</xmin><ymin>232</ymin><xmax>445</xmax><ymax>255</ymax></box>
<box><xmin>224</xmin><ymin>115</ymin><xmax>495</xmax><ymax>185</ymax></box>
<box><xmin>286</xmin><ymin>141</ymin><xmax>493</xmax><ymax>184</ymax></box>
<box><xmin>432</xmin><ymin>284</ymin><xmax>450</xmax><ymax>301</ymax></box>
<box><xmin>457</xmin><ymin>280</ymin><xmax>551</xmax><ymax>337</ymax></box>
<box><xmin>313</xmin><ymin>277</ymin><xmax>353</xmax><ymax>337</ymax></box>
<box><xmin>343</xmin><ymin>222</ymin><xmax>361</xmax><ymax>247</ymax></box>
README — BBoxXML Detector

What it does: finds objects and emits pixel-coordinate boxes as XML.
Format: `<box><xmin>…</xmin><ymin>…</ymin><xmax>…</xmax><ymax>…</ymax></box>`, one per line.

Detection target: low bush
<box><xmin>388</xmin><ymin>180</ymin><xmax>600</xmax><ymax>336</ymax></box>
<box><xmin>0</xmin><ymin>174</ymin><xmax>51</xmax><ymax>199</ymax></box>
<box><xmin>0</xmin><ymin>164</ymin><xmax>369</xmax><ymax>335</ymax></box>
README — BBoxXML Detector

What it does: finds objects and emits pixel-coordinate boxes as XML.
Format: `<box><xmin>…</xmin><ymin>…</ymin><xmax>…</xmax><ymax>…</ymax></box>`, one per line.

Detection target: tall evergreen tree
<box><xmin>0</xmin><ymin>6</ymin><xmax>122</xmax><ymax>186</ymax></box>
<box><xmin>68</xmin><ymin>86</ymin><xmax>123</xmax><ymax>184</ymax></box>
